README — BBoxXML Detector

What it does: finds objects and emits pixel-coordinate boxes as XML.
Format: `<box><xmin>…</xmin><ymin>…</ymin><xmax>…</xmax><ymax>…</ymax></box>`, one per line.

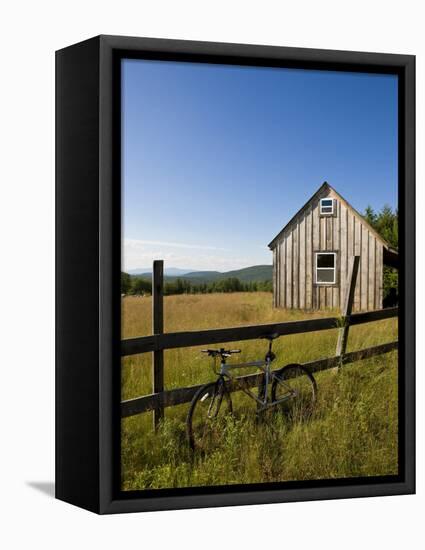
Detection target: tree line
<box><xmin>363</xmin><ymin>204</ymin><xmax>398</xmax><ymax>306</ymax></box>
<box><xmin>121</xmin><ymin>273</ymin><xmax>272</xmax><ymax>296</ymax></box>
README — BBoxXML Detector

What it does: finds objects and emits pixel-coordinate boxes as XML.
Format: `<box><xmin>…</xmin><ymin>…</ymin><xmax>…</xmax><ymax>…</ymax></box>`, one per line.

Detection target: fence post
<box><xmin>152</xmin><ymin>260</ymin><xmax>164</xmax><ymax>429</ymax></box>
<box><xmin>335</xmin><ymin>255</ymin><xmax>360</xmax><ymax>366</ymax></box>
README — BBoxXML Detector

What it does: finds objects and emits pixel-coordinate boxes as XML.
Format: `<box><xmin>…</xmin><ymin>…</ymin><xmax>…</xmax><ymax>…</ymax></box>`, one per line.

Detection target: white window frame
<box><xmin>320</xmin><ymin>198</ymin><xmax>334</xmax><ymax>216</ymax></box>
<box><xmin>315</xmin><ymin>252</ymin><xmax>337</xmax><ymax>285</ymax></box>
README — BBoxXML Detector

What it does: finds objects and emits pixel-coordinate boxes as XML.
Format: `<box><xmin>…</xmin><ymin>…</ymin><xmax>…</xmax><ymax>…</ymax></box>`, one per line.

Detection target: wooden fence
<box><xmin>121</xmin><ymin>257</ymin><xmax>398</xmax><ymax>427</ymax></box>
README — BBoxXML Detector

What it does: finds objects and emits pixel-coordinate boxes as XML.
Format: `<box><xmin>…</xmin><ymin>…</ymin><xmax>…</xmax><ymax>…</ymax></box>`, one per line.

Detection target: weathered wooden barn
<box><xmin>268</xmin><ymin>182</ymin><xmax>398</xmax><ymax>311</ymax></box>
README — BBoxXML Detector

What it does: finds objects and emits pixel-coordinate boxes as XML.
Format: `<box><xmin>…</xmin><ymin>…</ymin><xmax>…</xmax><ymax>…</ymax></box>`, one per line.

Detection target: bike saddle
<box><xmin>262</xmin><ymin>332</ymin><xmax>280</xmax><ymax>341</ymax></box>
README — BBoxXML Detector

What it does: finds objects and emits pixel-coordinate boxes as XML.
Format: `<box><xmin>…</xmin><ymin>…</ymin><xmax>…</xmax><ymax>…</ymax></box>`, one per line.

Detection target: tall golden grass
<box><xmin>121</xmin><ymin>292</ymin><xmax>398</xmax><ymax>490</ymax></box>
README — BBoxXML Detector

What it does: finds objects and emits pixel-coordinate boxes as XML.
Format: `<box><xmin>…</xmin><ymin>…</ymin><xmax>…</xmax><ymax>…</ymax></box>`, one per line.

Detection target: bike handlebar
<box><xmin>201</xmin><ymin>348</ymin><xmax>241</xmax><ymax>357</ymax></box>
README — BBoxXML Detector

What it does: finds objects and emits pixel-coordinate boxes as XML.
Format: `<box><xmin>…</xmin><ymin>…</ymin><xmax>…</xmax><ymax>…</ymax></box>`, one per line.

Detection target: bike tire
<box><xmin>186</xmin><ymin>380</ymin><xmax>233</xmax><ymax>451</ymax></box>
<box><xmin>271</xmin><ymin>363</ymin><xmax>317</xmax><ymax>421</ymax></box>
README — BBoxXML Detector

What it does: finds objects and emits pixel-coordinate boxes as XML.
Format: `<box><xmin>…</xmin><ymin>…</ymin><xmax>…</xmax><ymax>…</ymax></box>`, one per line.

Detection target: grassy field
<box><xmin>121</xmin><ymin>292</ymin><xmax>398</xmax><ymax>490</ymax></box>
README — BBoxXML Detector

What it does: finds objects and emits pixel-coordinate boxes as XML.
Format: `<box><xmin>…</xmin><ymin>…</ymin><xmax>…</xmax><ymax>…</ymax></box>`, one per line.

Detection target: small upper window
<box><xmin>320</xmin><ymin>198</ymin><xmax>334</xmax><ymax>215</ymax></box>
<box><xmin>315</xmin><ymin>252</ymin><xmax>336</xmax><ymax>284</ymax></box>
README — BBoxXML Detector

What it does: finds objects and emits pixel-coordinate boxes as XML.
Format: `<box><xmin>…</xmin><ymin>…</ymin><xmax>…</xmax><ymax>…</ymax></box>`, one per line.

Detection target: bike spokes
<box><xmin>187</xmin><ymin>382</ymin><xmax>233</xmax><ymax>451</ymax></box>
<box><xmin>272</xmin><ymin>365</ymin><xmax>317</xmax><ymax>423</ymax></box>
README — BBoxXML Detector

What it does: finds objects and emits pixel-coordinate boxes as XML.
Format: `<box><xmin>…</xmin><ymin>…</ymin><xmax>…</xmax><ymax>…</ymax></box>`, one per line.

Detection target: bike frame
<box><xmin>218</xmin><ymin>356</ymin><xmax>296</xmax><ymax>412</ymax></box>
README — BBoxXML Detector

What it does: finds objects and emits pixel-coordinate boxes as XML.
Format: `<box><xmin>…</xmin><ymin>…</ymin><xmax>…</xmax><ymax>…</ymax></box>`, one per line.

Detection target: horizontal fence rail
<box><xmin>121</xmin><ymin>340</ymin><xmax>398</xmax><ymax>417</ymax></box>
<box><xmin>348</xmin><ymin>307</ymin><xmax>398</xmax><ymax>326</ymax></box>
<box><xmin>121</xmin><ymin>306</ymin><xmax>398</xmax><ymax>357</ymax></box>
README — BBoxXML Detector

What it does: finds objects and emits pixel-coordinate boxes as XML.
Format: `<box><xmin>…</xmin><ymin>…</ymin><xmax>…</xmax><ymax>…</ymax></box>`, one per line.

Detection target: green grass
<box><xmin>121</xmin><ymin>292</ymin><xmax>398</xmax><ymax>490</ymax></box>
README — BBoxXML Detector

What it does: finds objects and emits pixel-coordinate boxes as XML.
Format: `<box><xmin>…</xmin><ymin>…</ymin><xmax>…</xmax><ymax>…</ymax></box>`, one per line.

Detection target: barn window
<box><xmin>315</xmin><ymin>252</ymin><xmax>336</xmax><ymax>284</ymax></box>
<box><xmin>320</xmin><ymin>198</ymin><xmax>334</xmax><ymax>215</ymax></box>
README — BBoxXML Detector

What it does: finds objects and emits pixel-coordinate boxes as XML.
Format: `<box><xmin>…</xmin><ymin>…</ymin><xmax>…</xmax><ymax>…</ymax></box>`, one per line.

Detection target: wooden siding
<box><xmin>272</xmin><ymin>187</ymin><xmax>384</xmax><ymax>311</ymax></box>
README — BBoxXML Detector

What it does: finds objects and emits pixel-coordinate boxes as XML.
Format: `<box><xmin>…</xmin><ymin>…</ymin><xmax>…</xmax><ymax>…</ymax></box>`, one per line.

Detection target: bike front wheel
<box><xmin>186</xmin><ymin>380</ymin><xmax>233</xmax><ymax>451</ymax></box>
<box><xmin>271</xmin><ymin>364</ymin><xmax>317</xmax><ymax>422</ymax></box>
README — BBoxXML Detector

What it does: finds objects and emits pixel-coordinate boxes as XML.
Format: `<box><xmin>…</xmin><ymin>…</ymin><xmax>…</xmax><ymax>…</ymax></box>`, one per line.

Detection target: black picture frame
<box><xmin>56</xmin><ymin>35</ymin><xmax>415</xmax><ymax>514</ymax></box>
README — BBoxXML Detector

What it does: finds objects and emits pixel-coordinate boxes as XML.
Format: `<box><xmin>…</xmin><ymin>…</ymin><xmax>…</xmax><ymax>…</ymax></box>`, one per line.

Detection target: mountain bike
<box><xmin>186</xmin><ymin>333</ymin><xmax>317</xmax><ymax>451</ymax></box>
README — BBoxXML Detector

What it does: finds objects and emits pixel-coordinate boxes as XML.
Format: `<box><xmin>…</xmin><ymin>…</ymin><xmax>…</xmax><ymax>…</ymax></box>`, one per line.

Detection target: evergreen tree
<box><xmin>131</xmin><ymin>277</ymin><xmax>152</xmax><ymax>295</ymax></box>
<box><xmin>364</xmin><ymin>204</ymin><xmax>398</xmax><ymax>303</ymax></box>
<box><xmin>121</xmin><ymin>272</ymin><xmax>131</xmax><ymax>294</ymax></box>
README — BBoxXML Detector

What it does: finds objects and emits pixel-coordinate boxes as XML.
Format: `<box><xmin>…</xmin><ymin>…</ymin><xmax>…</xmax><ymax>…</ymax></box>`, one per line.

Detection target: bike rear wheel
<box><xmin>271</xmin><ymin>364</ymin><xmax>317</xmax><ymax>422</ymax></box>
<box><xmin>186</xmin><ymin>380</ymin><xmax>233</xmax><ymax>451</ymax></box>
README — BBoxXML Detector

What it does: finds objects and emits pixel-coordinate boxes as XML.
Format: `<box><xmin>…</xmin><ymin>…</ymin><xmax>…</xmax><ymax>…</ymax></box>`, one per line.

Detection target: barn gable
<box><xmin>269</xmin><ymin>182</ymin><xmax>397</xmax><ymax>311</ymax></box>
<box><xmin>269</xmin><ymin>182</ymin><xmax>391</xmax><ymax>251</ymax></box>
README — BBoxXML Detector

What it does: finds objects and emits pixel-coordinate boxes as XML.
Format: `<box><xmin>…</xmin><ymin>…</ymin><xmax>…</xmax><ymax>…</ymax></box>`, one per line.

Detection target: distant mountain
<box><xmin>127</xmin><ymin>267</ymin><xmax>195</xmax><ymax>276</ymax></box>
<box><xmin>217</xmin><ymin>265</ymin><xmax>272</xmax><ymax>283</ymax></box>
<box><xmin>181</xmin><ymin>270</ymin><xmax>221</xmax><ymax>279</ymax></box>
<box><xmin>126</xmin><ymin>265</ymin><xmax>273</xmax><ymax>284</ymax></box>
<box><xmin>179</xmin><ymin>265</ymin><xmax>272</xmax><ymax>283</ymax></box>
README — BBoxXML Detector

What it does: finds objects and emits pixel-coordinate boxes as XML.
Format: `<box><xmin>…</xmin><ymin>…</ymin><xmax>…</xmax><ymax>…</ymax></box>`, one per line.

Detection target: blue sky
<box><xmin>122</xmin><ymin>59</ymin><xmax>398</xmax><ymax>272</ymax></box>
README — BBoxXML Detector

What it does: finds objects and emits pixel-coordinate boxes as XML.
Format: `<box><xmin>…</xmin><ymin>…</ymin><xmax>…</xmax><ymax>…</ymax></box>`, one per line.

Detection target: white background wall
<box><xmin>1</xmin><ymin>1</ymin><xmax>422</xmax><ymax>548</ymax></box>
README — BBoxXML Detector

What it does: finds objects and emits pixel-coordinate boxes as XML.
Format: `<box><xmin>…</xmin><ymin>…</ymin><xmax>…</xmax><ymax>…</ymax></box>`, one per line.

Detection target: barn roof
<box><xmin>268</xmin><ymin>181</ymin><xmax>398</xmax><ymax>266</ymax></box>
